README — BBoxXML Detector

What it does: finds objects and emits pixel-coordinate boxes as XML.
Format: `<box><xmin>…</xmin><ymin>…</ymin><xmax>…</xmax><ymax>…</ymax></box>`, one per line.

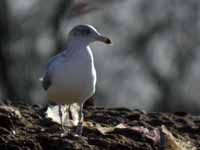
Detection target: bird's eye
<box><xmin>84</xmin><ymin>29</ymin><xmax>90</xmax><ymax>35</ymax></box>
<box><xmin>72</xmin><ymin>26</ymin><xmax>91</xmax><ymax>36</ymax></box>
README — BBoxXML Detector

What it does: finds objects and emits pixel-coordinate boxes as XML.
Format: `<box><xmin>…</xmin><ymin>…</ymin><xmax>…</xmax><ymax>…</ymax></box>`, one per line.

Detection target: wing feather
<box><xmin>41</xmin><ymin>71</ymin><xmax>51</xmax><ymax>90</ymax></box>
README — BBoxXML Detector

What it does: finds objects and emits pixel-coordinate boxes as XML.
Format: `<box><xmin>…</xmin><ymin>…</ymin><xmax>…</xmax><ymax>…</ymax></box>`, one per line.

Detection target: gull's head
<box><xmin>67</xmin><ymin>24</ymin><xmax>111</xmax><ymax>46</ymax></box>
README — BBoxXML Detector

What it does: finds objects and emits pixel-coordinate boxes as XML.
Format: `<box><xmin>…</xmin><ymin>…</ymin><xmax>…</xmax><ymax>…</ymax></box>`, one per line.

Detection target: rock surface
<box><xmin>0</xmin><ymin>102</ymin><xmax>199</xmax><ymax>150</ymax></box>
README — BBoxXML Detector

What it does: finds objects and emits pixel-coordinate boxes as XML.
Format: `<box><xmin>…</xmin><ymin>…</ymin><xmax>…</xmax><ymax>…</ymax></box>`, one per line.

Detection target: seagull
<box><xmin>40</xmin><ymin>24</ymin><xmax>111</xmax><ymax>134</ymax></box>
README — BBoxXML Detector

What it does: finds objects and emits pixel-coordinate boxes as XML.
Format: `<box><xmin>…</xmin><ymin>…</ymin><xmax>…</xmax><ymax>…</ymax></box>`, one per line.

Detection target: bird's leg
<box><xmin>58</xmin><ymin>105</ymin><xmax>64</xmax><ymax>131</ymax></box>
<box><xmin>68</xmin><ymin>104</ymin><xmax>73</xmax><ymax>120</ymax></box>
<box><xmin>76</xmin><ymin>103</ymin><xmax>84</xmax><ymax>135</ymax></box>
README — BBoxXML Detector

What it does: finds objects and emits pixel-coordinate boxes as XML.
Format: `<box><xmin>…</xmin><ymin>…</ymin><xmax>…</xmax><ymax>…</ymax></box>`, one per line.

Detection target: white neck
<box><xmin>67</xmin><ymin>38</ymin><xmax>90</xmax><ymax>49</ymax></box>
<box><xmin>62</xmin><ymin>38</ymin><xmax>91</xmax><ymax>58</ymax></box>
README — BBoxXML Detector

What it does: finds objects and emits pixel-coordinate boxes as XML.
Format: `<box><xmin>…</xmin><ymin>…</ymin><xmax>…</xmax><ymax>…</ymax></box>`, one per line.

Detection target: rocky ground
<box><xmin>0</xmin><ymin>101</ymin><xmax>199</xmax><ymax>150</ymax></box>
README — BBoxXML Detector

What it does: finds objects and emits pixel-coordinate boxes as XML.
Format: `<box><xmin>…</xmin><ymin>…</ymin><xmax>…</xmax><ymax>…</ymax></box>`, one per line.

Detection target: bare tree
<box><xmin>0</xmin><ymin>0</ymin><xmax>17</xmax><ymax>100</ymax></box>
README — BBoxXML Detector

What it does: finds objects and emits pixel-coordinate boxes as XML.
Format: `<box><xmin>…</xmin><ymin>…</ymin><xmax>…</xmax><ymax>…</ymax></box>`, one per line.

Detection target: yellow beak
<box><xmin>96</xmin><ymin>35</ymin><xmax>112</xmax><ymax>44</ymax></box>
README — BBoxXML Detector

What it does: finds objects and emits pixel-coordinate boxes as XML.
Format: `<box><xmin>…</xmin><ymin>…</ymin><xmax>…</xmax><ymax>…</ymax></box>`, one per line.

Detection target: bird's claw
<box><xmin>60</xmin><ymin>127</ymin><xmax>71</xmax><ymax>137</ymax></box>
<box><xmin>75</xmin><ymin>122</ymin><xmax>83</xmax><ymax>135</ymax></box>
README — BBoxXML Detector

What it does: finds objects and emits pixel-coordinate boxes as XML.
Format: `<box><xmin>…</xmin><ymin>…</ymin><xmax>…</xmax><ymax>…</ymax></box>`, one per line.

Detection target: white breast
<box><xmin>47</xmin><ymin>46</ymin><xmax>96</xmax><ymax>105</ymax></box>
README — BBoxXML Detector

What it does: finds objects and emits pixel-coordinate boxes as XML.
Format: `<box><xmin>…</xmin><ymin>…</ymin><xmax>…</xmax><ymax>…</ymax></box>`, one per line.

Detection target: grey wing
<box><xmin>41</xmin><ymin>53</ymin><xmax>63</xmax><ymax>90</ymax></box>
<box><xmin>41</xmin><ymin>71</ymin><xmax>52</xmax><ymax>90</ymax></box>
<box><xmin>41</xmin><ymin>55</ymin><xmax>58</xmax><ymax>90</ymax></box>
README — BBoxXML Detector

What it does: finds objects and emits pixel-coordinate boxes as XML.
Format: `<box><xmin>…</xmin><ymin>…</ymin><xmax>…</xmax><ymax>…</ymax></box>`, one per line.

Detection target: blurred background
<box><xmin>0</xmin><ymin>0</ymin><xmax>200</xmax><ymax>113</ymax></box>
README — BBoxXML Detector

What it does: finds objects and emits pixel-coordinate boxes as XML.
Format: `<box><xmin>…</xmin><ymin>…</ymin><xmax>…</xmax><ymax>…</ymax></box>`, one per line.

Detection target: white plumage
<box><xmin>47</xmin><ymin>46</ymin><xmax>97</xmax><ymax>105</ymax></box>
